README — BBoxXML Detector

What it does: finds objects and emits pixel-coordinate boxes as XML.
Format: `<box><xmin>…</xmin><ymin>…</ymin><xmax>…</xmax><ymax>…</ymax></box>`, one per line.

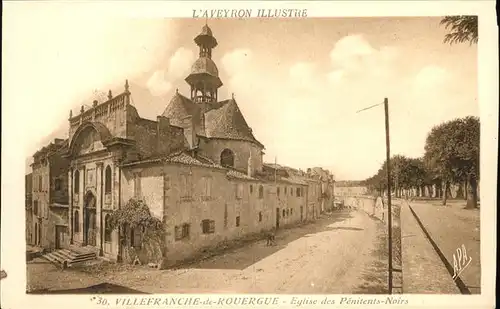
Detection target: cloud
<box><xmin>168</xmin><ymin>47</ymin><xmax>195</xmax><ymax>80</ymax></box>
<box><xmin>330</xmin><ymin>34</ymin><xmax>376</xmax><ymax>71</ymax></box>
<box><xmin>145</xmin><ymin>47</ymin><xmax>195</xmax><ymax>96</ymax></box>
<box><xmin>289</xmin><ymin>62</ymin><xmax>319</xmax><ymax>90</ymax></box>
<box><xmin>147</xmin><ymin>70</ymin><xmax>172</xmax><ymax>96</ymax></box>
<box><xmin>328</xmin><ymin>35</ymin><xmax>400</xmax><ymax>84</ymax></box>
<box><xmin>221</xmin><ymin>49</ymin><xmax>253</xmax><ymax>76</ymax></box>
<box><xmin>327</xmin><ymin>70</ymin><xmax>344</xmax><ymax>84</ymax></box>
<box><xmin>414</xmin><ymin>65</ymin><xmax>450</xmax><ymax>89</ymax></box>
<box><xmin>5</xmin><ymin>11</ymin><xmax>174</xmax><ymax>157</ymax></box>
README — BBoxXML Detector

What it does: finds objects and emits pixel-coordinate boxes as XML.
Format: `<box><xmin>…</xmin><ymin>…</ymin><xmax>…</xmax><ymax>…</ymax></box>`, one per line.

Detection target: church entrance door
<box><xmin>84</xmin><ymin>192</ymin><xmax>97</xmax><ymax>247</ymax></box>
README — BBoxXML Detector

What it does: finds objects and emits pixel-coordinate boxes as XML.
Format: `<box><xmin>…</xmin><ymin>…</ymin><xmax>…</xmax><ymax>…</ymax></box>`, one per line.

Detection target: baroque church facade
<box><xmin>29</xmin><ymin>25</ymin><xmax>335</xmax><ymax>266</ymax></box>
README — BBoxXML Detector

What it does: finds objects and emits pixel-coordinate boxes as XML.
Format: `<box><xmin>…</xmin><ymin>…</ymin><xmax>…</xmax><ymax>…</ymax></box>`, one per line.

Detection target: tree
<box><xmin>440</xmin><ymin>16</ymin><xmax>478</xmax><ymax>45</ymax></box>
<box><xmin>363</xmin><ymin>154</ymin><xmax>430</xmax><ymax>198</ymax></box>
<box><xmin>109</xmin><ymin>199</ymin><xmax>166</xmax><ymax>265</ymax></box>
<box><xmin>424</xmin><ymin>117</ymin><xmax>480</xmax><ymax>207</ymax></box>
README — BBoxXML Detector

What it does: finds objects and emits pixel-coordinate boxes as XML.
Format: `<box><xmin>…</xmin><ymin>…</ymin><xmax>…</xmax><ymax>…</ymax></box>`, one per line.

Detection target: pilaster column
<box><xmin>68</xmin><ymin>167</ymin><xmax>74</xmax><ymax>244</ymax></box>
<box><xmin>96</xmin><ymin>162</ymin><xmax>104</xmax><ymax>255</ymax></box>
<box><xmin>112</xmin><ymin>157</ymin><xmax>123</xmax><ymax>262</ymax></box>
<box><xmin>79</xmin><ymin>165</ymin><xmax>85</xmax><ymax>244</ymax></box>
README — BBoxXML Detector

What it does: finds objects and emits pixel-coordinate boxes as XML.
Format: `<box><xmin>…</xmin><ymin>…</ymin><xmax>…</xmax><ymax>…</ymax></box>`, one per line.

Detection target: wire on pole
<box><xmin>355</xmin><ymin>102</ymin><xmax>384</xmax><ymax>114</ymax></box>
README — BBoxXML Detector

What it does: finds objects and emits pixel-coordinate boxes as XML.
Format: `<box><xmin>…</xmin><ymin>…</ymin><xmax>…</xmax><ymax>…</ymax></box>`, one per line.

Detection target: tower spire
<box><xmin>185</xmin><ymin>23</ymin><xmax>223</xmax><ymax>105</ymax></box>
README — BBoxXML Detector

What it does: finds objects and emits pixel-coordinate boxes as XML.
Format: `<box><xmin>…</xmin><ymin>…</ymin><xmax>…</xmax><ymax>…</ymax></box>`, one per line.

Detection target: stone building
<box><xmin>30</xmin><ymin>139</ymin><xmax>70</xmax><ymax>249</ymax></box>
<box><xmin>308</xmin><ymin>167</ymin><xmax>336</xmax><ymax>213</ymax></box>
<box><xmin>48</xmin><ymin>24</ymin><xmax>334</xmax><ymax>266</ymax></box>
<box><xmin>25</xmin><ymin>173</ymin><xmax>33</xmax><ymax>244</ymax></box>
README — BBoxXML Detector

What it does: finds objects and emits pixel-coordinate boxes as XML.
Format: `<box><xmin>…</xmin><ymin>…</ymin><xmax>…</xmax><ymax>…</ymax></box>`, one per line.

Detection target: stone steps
<box><xmin>42</xmin><ymin>246</ymin><xmax>97</xmax><ymax>268</ymax></box>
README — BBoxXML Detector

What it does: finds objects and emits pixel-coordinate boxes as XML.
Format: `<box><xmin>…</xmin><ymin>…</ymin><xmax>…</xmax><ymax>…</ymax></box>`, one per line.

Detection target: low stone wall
<box><xmin>341</xmin><ymin>195</ymin><xmax>387</xmax><ymax>222</ymax></box>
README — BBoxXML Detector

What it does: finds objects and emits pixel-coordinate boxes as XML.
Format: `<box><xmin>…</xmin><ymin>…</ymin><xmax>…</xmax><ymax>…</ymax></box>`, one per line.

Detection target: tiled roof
<box><xmin>166</xmin><ymin>152</ymin><xmax>224</xmax><ymax>169</ymax></box>
<box><xmin>190</xmin><ymin>57</ymin><xmax>219</xmax><ymax>77</ymax></box>
<box><xmin>226</xmin><ymin>169</ymin><xmax>257</xmax><ymax>181</ymax></box>
<box><xmin>162</xmin><ymin>93</ymin><xmax>201</xmax><ymax>121</ymax></box>
<box><xmin>162</xmin><ymin>93</ymin><xmax>263</xmax><ymax>147</ymax></box>
<box><xmin>204</xmin><ymin>99</ymin><xmax>262</xmax><ymax>146</ymax></box>
<box><xmin>280</xmin><ymin>175</ymin><xmax>308</xmax><ymax>186</ymax></box>
<box><xmin>122</xmin><ymin>151</ymin><xmax>225</xmax><ymax>170</ymax></box>
<box><xmin>200</xmin><ymin>24</ymin><xmax>213</xmax><ymax>36</ymax></box>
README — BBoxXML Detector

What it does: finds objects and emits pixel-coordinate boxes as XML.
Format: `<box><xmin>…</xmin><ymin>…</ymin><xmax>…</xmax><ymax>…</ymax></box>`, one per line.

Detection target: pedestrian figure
<box><xmin>266</xmin><ymin>228</ymin><xmax>276</xmax><ymax>246</ymax></box>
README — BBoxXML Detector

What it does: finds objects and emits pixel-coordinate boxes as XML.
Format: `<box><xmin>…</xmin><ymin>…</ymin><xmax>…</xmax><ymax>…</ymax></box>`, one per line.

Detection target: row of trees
<box><xmin>362</xmin><ymin>116</ymin><xmax>480</xmax><ymax>209</ymax></box>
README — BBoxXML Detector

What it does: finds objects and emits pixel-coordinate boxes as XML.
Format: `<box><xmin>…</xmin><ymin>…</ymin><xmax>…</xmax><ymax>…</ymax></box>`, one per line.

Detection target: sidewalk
<box><xmin>408</xmin><ymin>200</ymin><xmax>480</xmax><ymax>294</ymax></box>
<box><xmin>400</xmin><ymin>201</ymin><xmax>460</xmax><ymax>294</ymax></box>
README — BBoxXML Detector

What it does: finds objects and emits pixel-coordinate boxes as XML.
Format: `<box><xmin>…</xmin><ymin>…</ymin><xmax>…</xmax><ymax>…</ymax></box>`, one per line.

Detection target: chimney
<box><xmin>156</xmin><ymin>116</ymin><xmax>170</xmax><ymax>153</ymax></box>
<box><xmin>182</xmin><ymin>116</ymin><xmax>196</xmax><ymax>150</ymax></box>
<box><xmin>156</xmin><ymin>116</ymin><xmax>170</xmax><ymax>133</ymax></box>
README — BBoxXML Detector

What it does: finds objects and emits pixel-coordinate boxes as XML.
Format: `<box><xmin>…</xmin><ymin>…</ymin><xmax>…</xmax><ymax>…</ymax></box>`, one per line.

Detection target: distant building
<box><xmin>334</xmin><ymin>183</ymin><xmax>368</xmax><ymax>197</ymax></box>
<box><xmin>30</xmin><ymin>139</ymin><xmax>70</xmax><ymax>248</ymax></box>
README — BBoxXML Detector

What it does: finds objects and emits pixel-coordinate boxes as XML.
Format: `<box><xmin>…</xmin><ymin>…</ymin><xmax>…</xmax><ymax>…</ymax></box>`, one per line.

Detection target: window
<box><xmin>105</xmin><ymin>166</ymin><xmax>112</xmax><ymax>194</ymax></box>
<box><xmin>259</xmin><ymin>212</ymin><xmax>262</xmax><ymax>222</ymax></box>
<box><xmin>282</xmin><ymin>209</ymin><xmax>286</xmax><ymax>217</ymax></box>
<box><xmin>291</xmin><ymin>209</ymin><xmax>293</xmax><ymax>215</ymax></box>
<box><xmin>259</xmin><ymin>185</ymin><xmax>264</xmax><ymax>199</ymax></box>
<box><xmin>33</xmin><ymin>200</ymin><xmax>38</xmax><ymax>216</ymax></box>
<box><xmin>54</xmin><ymin>178</ymin><xmax>62</xmax><ymax>191</ymax></box>
<box><xmin>134</xmin><ymin>172</ymin><xmax>142</xmax><ymax>199</ymax></box>
<box><xmin>236</xmin><ymin>216</ymin><xmax>240</xmax><ymax>227</ymax></box>
<box><xmin>74</xmin><ymin>170</ymin><xmax>80</xmax><ymax>193</ymax></box>
<box><xmin>284</xmin><ymin>187</ymin><xmax>287</xmax><ymax>194</ymax></box>
<box><xmin>38</xmin><ymin>176</ymin><xmax>42</xmax><ymax>191</ymax></box>
<box><xmin>277</xmin><ymin>187</ymin><xmax>280</xmax><ymax>196</ymax></box>
<box><xmin>250</xmin><ymin>185</ymin><xmax>253</xmax><ymax>194</ymax></box>
<box><xmin>236</xmin><ymin>183</ymin><xmax>243</xmax><ymax>199</ymax></box>
<box><xmin>74</xmin><ymin>211</ymin><xmax>80</xmax><ymax>233</ymax></box>
<box><xmin>287</xmin><ymin>209</ymin><xmax>290</xmax><ymax>216</ymax></box>
<box><xmin>290</xmin><ymin>187</ymin><xmax>293</xmax><ymax>196</ymax></box>
<box><xmin>220</xmin><ymin>149</ymin><xmax>235</xmax><ymax>167</ymax></box>
<box><xmin>130</xmin><ymin>227</ymin><xmax>143</xmax><ymax>248</ymax></box>
<box><xmin>296</xmin><ymin>187</ymin><xmax>301</xmax><ymax>197</ymax></box>
<box><xmin>181</xmin><ymin>174</ymin><xmax>193</xmax><ymax>199</ymax></box>
<box><xmin>104</xmin><ymin>214</ymin><xmax>112</xmax><ymax>242</ymax></box>
<box><xmin>175</xmin><ymin>223</ymin><xmax>190</xmax><ymax>240</ymax></box>
<box><xmin>202</xmin><ymin>219</ymin><xmax>215</xmax><ymax>234</ymax></box>
<box><xmin>202</xmin><ymin>177</ymin><xmax>212</xmax><ymax>198</ymax></box>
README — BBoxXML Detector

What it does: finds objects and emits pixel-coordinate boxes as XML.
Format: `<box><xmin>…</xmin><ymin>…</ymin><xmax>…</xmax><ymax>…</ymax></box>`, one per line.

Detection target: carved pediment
<box><xmin>74</xmin><ymin>127</ymin><xmax>105</xmax><ymax>156</ymax></box>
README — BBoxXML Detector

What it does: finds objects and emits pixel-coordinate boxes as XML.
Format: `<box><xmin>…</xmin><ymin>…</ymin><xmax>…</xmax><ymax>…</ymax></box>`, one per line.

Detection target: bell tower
<box><xmin>185</xmin><ymin>24</ymin><xmax>223</xmax><ymax>106</ymax></box>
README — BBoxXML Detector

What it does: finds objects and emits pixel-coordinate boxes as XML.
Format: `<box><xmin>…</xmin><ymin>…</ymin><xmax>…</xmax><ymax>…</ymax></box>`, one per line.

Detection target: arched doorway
<box><xmin>84</xmin><ymin>191</ymin><xmax>97</xmax><ymax>246</ymax></box>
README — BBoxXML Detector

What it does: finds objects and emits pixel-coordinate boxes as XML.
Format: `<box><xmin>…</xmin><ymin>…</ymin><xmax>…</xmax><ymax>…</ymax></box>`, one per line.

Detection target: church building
<box><xmin>57</xmin><ymin>24</ymin><xmax>330</xmax><ymax>266</ymax></box>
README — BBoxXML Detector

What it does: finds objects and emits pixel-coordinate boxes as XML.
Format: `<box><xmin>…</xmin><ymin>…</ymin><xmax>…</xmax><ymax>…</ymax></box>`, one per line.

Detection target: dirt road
<box><xmin>27</xmin><ymin>209</ymin><xmax>389</xmax><ymax>294</ymax></box>
<box><xmin>104</xmin><ymin>209</ymin><xmax>388</xmax><ymax>294</ymax></box>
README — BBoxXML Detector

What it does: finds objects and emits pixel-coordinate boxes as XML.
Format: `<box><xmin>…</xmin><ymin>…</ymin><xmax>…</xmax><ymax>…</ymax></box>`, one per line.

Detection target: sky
<box><xmin>14</xmin><ymin>17</ymin><xmax>477</xmax><ymax>180</ymax></box>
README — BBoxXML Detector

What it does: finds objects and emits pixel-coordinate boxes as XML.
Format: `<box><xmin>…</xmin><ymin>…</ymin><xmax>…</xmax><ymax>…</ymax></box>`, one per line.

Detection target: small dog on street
<box><xmin>266</xmin><ymin>228</ymin><xmax>277</xmax><ymax>246</ymax></box>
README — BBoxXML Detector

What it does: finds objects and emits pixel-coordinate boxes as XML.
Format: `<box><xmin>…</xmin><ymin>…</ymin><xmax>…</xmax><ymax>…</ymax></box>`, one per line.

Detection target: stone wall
<box><xmin>199</xmin><ymin>139</ymin><xmax>263</xmax><ymax>175</ymax></box>
<box><xmin>121</xmin><ymin>163</ymin><xmax>307</xmax><ymax>265</ymax></box>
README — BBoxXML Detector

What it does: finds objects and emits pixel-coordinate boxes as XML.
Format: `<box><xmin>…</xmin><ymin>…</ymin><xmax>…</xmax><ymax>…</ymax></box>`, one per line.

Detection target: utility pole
<box><xmin>356</xmin><ymin>97</ymin><xmax>394</xmax><ymax>294</ymax></box>
<box><xmin>384</xmin><ymin>98</ymin><xmax>393</xmax><ymax>294</ymax></box>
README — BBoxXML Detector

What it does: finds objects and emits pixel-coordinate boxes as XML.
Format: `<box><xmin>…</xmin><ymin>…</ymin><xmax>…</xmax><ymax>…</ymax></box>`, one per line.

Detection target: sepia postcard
<box><xmin>1</xmin><ymin>1</ymin><xmax>498</xmax><ymax>309</ymax></box>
